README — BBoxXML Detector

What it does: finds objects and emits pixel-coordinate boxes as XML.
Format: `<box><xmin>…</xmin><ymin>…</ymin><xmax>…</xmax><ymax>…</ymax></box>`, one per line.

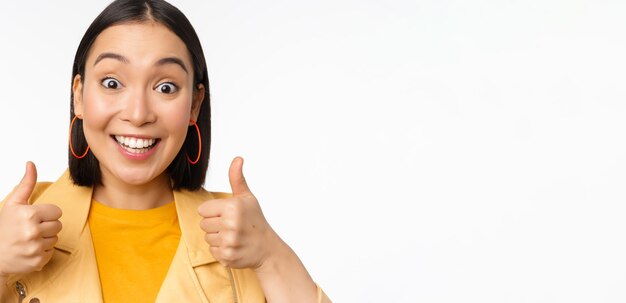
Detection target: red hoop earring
<box><xmin>186</xmin><ymin>119</ymin><xmax>202</xmax><ymax>165</ymax></box>
<box><xmin>69</xmin><ymin>115</ymin><xmax>90</xmax><ymax>159</ymax></box>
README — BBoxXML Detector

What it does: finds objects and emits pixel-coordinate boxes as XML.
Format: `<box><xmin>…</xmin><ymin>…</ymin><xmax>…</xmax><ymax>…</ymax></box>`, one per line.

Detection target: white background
<box><xmin>1</xmin><ymin>1</ymin><xmax>626</xmax><ymax>302</ymax></box>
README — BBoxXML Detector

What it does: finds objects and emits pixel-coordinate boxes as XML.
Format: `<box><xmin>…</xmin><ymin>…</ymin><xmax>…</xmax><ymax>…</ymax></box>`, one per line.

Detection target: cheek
<box><xmin>81</xmin><ymin>86</ymin><xmax>115</xmax><ymax>132</ymax></box>
<box><xmin>164</xmin><ymin>97</ymin><xmax>194</xmax><ymax>139</ymax></box>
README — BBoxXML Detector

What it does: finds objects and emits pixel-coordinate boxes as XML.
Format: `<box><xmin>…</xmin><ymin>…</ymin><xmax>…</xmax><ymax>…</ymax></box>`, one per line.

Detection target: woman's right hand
<box><xmin>0</xmin><ymin>162</ymin><xmax>62</xmax><ymax>278</ymax></box>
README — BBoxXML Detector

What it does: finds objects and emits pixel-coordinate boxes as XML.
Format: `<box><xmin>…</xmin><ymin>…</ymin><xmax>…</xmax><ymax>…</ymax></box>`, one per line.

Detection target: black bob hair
<box><xmin>69</xmin><ymin>0</ymin><xmax>210</xmax><ymax>191</ymax></box>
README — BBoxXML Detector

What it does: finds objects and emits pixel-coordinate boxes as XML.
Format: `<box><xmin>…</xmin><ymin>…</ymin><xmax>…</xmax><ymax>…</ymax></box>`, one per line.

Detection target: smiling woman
<box><xmin>0</xmin><ymin>0</ymin><xmax>330</xmax><ymax>302</ymax></box>
<box><xmin>72</xmin><ymin>22</ymin><xmax>204</xmax><ymax>207</ymax></box>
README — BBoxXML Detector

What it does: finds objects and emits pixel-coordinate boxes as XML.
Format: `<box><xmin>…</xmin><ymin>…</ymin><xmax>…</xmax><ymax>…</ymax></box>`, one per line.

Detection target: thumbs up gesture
<box><xmin>0</xmin><ymin>162</ymin><xmax>62</xmax><ymax>278</ymax></box>
<box><xmin>198</xmin><ymin>157</ymin><xmax>280</xmax><ymax>269</ymax></box>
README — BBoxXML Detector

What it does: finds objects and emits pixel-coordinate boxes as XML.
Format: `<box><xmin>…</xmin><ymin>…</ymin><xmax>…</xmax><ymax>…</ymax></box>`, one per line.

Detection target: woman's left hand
<box><xmin>198</xmin><ymin>157</ymin><xmax>280</xmax><ymax>269</ymax></box>
<box><xmin>198</xmin><ymin>157</ymin><xmax>321</xmax><ymax>303</ymax></box>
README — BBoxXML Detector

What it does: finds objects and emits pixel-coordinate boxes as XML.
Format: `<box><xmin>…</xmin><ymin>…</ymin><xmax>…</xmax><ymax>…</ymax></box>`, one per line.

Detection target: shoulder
<box><xmin>28</xmin><ymin>182</ymin><xmax>54</xmax><ymax>204</ymax></box>
<box><xmin>174</xmin><ymin>188</ymin><xmax>232</xmax><ymax>203</ymax></box>
<box><xmin>207</xmin><ymin>191</ymin><xmax>232</xmax><ymax>199</ymax></box>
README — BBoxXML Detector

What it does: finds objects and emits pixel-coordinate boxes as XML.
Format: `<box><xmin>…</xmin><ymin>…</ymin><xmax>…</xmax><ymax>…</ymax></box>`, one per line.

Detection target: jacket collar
<box><xmin>36</xmin><ymin>170</ymin><xmax>217</xmax><ymax>266</ymax></box>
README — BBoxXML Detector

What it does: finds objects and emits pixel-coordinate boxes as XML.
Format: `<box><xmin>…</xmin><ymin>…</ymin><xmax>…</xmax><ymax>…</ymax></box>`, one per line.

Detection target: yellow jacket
<box><xmin>1</xmin><ymin>171</ymin><xmax>331</xmax><ymax>303</ymax></box>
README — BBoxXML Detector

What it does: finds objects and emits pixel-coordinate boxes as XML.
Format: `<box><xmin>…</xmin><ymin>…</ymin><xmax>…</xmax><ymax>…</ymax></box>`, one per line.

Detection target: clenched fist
<box><xmin>198</xmin><ymin>157</ymin><xmax>281</xmax><ymax>269</ymax></box>
<box><xmin>0</xmin><ymin>162</ymin><xmax>62</xmax><ymax>278</ymax></box>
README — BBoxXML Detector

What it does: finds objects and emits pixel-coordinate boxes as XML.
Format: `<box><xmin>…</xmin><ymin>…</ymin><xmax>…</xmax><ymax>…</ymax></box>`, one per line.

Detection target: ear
<box><xmin>72</xmin><ymin>74</ymin><xmax>84</xmax><ymax>117</ymax></box>
<box><xmin>190</xmin><ymin>83</ymin><xmax>205</xmax><ymax>122</ymax></box>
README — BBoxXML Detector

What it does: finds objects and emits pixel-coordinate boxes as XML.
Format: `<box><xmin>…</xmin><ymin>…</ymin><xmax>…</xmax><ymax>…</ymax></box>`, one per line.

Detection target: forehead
<box><xmin>86</xmin><ymin>21</ymin><xmax>191</xmax><ymax>68</ymax></box>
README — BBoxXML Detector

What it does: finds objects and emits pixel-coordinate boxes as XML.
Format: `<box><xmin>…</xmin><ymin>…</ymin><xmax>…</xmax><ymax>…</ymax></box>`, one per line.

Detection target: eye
<box><xmin>101</xmin><ymin>77</ymin><xmax>121</xmax><ymax>89</ymax></box>
<box><xmin>155</xmin><ymin>82</ymin><xmax>178</xmax><ymax>94</ymax></box>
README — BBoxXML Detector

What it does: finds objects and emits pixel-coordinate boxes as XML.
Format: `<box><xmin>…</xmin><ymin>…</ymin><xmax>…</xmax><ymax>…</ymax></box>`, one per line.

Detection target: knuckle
<box><xmin>24</xmin><ymin>243</ymin><xmax>41</xmax><ymax>257</ymax></box>
<box><xmin>32</xmin><ymin>258</ymin><xmax>46</xmax><ymax>272</ymax></box>
<box><xmin>32</xmin><ymin>251</ymin><xmax>53</xmax><ymax>272</ymax></box>
<box><xmin>49</xmin><ymin>236</ymin><xmax>59</xmax><ymax>246</ymax></box>
<box><xmin>23</xmin><ymin>225</ymin><xmax>41</xmax><ymax>241</ymax></box>
<box><xmin>224</xmin><ymin>202</ymin><xmax>239</xmax><ymax>215</ymax></box>
<box><xmin>56</xmin><ymin>221</ymin><xmax>63</xmax><ymax>233</ymax></box>
<box><xmin>199</xmin><ymin>219</ymin><xmax>208</xmax><ymax>231</ymax></box>
<box><xmin>197</xmin><ymin>204</ymin><xmax>208</xmax><ymax>217</ymax></box>
<box><xmin>34</xmin><ymin>261</ymin><xmax>45</xmax><ymax>272</ymax></box>
<box><xmin>204</xmin><ymin>233</ymin><xmax>212</xmax><ymax>244</ymax></box>
<box><xmin>221</xmin><ymin>248</ymin><xmax>237</xmax><ymax>262</ymax></box>
<box><xmin>222</xmin><ymin>233</ymin><xmax>237</xmax><ymax>246</ymax></box>
<box><xmin>50</xmin><ymin>208</ymin><xmax>62</xmax><ymax>220</ymax></box>
<box><xmin>223</xmin><ymin>219</ymin><xmax>238</xmax><ymax>231</ymax></box>
<box><xmin>26</xmin><ymin>256</ymin><xmax>42</xmax><ymax>270</ymax></box>
<box><xmin>19</xmin><ymin>208</ymin><xmax>37</xmax><ymax>221</ymax></box>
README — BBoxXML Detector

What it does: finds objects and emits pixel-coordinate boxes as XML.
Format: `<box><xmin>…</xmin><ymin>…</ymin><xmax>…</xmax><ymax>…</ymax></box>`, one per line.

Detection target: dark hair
<box><xmin>69</xmin><ymin>0</ymin><xmax>210</xmax><ymax>191</ymax></box>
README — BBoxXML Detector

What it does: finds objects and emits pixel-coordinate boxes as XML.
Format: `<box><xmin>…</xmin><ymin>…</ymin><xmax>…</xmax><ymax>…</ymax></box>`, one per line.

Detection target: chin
<box><xmin>108</xmin><ymin>167</ymin><xmax>168</xmax><ymax>187</ymax></box>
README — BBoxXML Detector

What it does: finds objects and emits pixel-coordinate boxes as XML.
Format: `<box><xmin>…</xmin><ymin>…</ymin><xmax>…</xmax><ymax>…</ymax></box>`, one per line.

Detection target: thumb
<box><xmin>6</xmin><ymin>161</ymin><xmax>38</xmax><ymax>205</ymax></box>
<box><xmin>229</xmin><ymin>157</ymin><xmax>251</xmax><ymax>196</ymax></box>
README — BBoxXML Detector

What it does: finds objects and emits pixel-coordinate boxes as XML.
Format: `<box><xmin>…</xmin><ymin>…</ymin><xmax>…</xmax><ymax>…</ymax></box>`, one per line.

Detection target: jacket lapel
<box><xmin>172</xmin><ymin>189</ymin><xmax>224</xmax><ymax>266</ymax></box>
<box><xmin>158</xmin><ymin>190</ymin><xmax>233</xmax><ymax>302</ymax></box>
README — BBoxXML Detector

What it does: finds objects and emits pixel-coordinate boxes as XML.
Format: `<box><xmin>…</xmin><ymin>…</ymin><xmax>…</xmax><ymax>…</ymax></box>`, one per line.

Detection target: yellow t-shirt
<box><xmin>88</xmin><ymin>200</ymin><xmax>181</xmax><ymax>303</ymax></box>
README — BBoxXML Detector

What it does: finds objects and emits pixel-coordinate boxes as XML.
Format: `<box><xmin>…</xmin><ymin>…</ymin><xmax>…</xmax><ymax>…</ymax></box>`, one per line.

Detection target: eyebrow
<box><xmin>93</xmin><ymin>52</ymin><xmax>189</xmax><ymax>74</ymax></box>
<box><xmin>155</xmin><ymin>57</ymin><xmax>188</xmax><ymax>74</ymax></box>
<box><xmin>94</xmin><ymin>52</ymin><xmax>129</xmax><ymax>66</ymax></box>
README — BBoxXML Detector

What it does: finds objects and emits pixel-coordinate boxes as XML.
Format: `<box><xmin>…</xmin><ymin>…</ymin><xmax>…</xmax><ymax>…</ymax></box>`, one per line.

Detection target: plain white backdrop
<box><xmin>1</xmin><ymin>0</ymin><xmax>626</xmax><ymax>302</ymax></box>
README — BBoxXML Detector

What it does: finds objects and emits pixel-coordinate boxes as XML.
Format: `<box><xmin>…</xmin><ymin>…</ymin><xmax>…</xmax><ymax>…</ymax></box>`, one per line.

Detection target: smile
<box><xmin>113</xmin><ymin>135</ymin><xmax>160</xmax><ymax>154</ymax></box>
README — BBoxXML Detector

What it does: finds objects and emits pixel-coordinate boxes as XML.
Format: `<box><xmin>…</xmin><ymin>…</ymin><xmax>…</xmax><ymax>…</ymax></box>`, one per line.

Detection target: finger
<box><xmin>204</xmin><ymin>233</ymin><xmax>222</xmax><ymax>247</ymax></box>
<box><xmin>33</xmin><ymin>204</ymin><xmax>62</xmax><ymax>222</ymax></box>
<box><xmin>6</xmin><ymin>162</ymin><xmax>38</xmax><ymax>205</ymax></box>
<box><xmin>40</xmin><ymin>236</ymin><xmax>58</xmax><ymax>251</ymax></box>
<box><xmin>197</xmin><ymin>199</ymin><xmax>228</xmax><ymax>218</ymax></box>
<box><xmin>229</xmin><ymin>157</ymin><xmax>251</xmax><ymax>196</ymax></box>
<box><xmin>200</xmin><ymin>217</ymin><xmax>221</xmax><ymax>234</ymax></box>
<box><xmin>209</xmin><ymin>246</ymin><xmax>227</xmax><ymax>265</ymax></box>
<box><xmin>29</xmin><ymin>249</ymin><xmax>54</xmax><ymax>270</ymax></box>
<box><xmin>40</xmin><ymin>221</ymin><xmax>63</xmax><ymax>238</ymax></box>
<box><xmin>40</xmin><ymin>249</ymin><xmax>54</xmax><ymax>263</ymax></box>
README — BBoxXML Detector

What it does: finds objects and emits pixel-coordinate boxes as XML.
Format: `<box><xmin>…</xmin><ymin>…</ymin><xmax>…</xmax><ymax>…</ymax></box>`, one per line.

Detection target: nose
<box><xmin>120</xmin><ymin>88</ymin><xmax>156</xmax><ymax>126</ymax></box>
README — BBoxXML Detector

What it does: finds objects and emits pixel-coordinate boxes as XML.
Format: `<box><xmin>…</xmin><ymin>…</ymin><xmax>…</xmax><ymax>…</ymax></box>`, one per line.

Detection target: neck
<box><xmin>93</xmin><ymin>171</ymin><xmax>174</xmax><ymax>210</ymax></box>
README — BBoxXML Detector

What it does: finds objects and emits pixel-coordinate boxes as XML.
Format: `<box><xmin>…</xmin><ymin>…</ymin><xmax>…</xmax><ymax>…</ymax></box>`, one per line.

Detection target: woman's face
<box><xmin>73</xmin><ymin>22</ymin><xmax>204</xmax><ymax>188</ymax></box>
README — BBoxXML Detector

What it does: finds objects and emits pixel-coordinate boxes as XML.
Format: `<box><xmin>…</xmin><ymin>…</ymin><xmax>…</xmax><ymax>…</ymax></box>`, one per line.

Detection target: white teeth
<box><xmin>138</xmin><ymin>139</ymin><xmax>154</xmax><ymax>148</ymax></box>
<box><xmin>114</xmin><ymin>135</ymin><xmax>157</xmax><ymax>150</ymax></box>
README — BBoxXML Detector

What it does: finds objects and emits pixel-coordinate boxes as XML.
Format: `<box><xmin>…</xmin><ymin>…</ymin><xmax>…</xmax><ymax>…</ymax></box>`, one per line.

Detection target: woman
<box><xmin>0</xmin><ymin>0</ymin><xmax>330</xmax><ymax>302</ymax></box>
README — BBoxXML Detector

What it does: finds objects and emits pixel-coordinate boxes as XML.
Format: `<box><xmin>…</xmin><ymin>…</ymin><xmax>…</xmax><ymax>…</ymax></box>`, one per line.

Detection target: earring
<box><xmin>69</xmin><ymin>115</ymin><xmax>90</xmax><ymax>159</ymax></box>
<box><xmin>186</xmin><ymin>119</ymin><xmax>202</xmax><ymax>165</ymax></box>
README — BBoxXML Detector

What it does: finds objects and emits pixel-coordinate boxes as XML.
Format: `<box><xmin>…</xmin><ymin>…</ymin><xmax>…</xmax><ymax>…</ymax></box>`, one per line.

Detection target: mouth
<box><xmin>112</xmin><ymin>135</ymin><xmax>160</xmax><ymax>154</ymax></box>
